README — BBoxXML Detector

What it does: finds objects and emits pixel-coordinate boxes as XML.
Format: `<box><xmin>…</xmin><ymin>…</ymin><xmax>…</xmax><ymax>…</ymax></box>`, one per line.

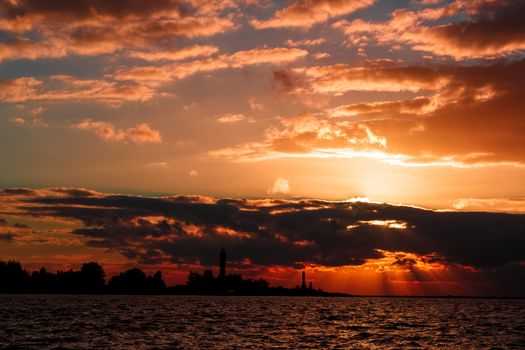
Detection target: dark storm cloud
<box><xmin>8</xmin><ymin>190</ymin><xmax>524</xmax><ymax>270</ymax></box>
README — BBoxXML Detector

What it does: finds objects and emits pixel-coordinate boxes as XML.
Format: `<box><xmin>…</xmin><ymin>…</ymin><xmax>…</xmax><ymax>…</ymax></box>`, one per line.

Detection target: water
<box><xmin>1</xmin><ymin>295</ymin><xmax>524</xmax><ymax>349</ymax></box>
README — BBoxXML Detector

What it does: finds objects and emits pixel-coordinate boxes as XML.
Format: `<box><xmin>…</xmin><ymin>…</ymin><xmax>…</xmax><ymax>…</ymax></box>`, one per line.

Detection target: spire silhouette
<box><xmin>220</xmin><ymin>248</ymin><xmax>226</xmax><ymax>279</ymax></box>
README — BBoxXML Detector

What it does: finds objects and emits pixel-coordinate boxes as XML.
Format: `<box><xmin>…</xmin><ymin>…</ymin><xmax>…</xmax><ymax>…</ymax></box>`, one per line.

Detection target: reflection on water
<box><xmin>1</xmin><ymin>295</ymin><xmax>524</xmax><ymax>349</ymax></box>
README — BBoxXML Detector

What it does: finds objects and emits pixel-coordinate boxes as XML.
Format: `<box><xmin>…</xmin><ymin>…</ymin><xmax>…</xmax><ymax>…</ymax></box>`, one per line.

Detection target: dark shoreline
<box><xmin>1</xmin><ymin>293</ymin><xmax>524</xmax><ymax>299</ymax></box>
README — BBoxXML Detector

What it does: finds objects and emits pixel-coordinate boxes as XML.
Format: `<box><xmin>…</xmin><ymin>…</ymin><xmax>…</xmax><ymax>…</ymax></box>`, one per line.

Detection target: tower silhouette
<box><xmin>301</xmin><ymin>270</ymin><xmax>306</xmax><ymax>290</ymax></box>
<box><xmin>220</xmin><ymin>248</ymin><xmax>226</xmax><ymax>279</ymax></box>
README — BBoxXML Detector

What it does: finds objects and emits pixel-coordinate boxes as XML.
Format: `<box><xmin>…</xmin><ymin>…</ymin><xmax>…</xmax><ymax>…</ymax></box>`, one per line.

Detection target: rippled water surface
<box><xmin>1</xmin><ymin>295</ymin><xmax>524</xmax><ymax>349</ymax></box>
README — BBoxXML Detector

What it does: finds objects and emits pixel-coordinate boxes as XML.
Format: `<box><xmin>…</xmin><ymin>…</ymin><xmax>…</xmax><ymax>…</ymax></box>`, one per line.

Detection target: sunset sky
<box><xmin>1</xmin><ymin>0</ymin><xmax>525</xmax><ymax>296</ymax></box>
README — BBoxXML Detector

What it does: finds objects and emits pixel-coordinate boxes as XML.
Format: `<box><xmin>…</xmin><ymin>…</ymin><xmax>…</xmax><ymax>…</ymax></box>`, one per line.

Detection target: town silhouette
<box><xmin>0</xmin><ymin>249</ymin><xmax>346</xmax><ymax>296</ymax></box>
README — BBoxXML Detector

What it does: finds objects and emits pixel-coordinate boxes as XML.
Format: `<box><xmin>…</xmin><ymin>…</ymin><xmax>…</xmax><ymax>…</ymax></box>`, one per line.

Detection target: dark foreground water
<box><xmin>1</xmin><ymin>295</ymin><xmax>524</xmax><ymax>349</ymax></box>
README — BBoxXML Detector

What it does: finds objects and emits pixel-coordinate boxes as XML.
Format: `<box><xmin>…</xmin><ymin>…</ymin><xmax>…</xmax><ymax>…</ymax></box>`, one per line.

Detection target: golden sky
<box><xmin>1</xmin><ymin>0</ymin><xmax>525</xmax><ymax>295</ymax></box>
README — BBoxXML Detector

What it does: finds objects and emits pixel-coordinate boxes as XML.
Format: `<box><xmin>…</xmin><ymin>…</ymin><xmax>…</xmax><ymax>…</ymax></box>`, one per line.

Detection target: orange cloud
<box><xmin>112</xmin><ymin>67</ymin><xmax>173</xmax><ymax>85</ymax></box>
<box><xmin>227</xmin><ymin>47</ymin><xmax>308</xmax><ymax>67</ymax></box>
<box><xmin>210</xmin><ymin>114</ymin><xmax>389</xmax><ymax>162</ymax></box>
<box><xmin>216</xmin><ymin>114</ymin><xmax>253</xmax><ymax>123</ymax></box>
<box><xmin>329</xmin><ymin>96</ymin><xmax>437</xmax><ymax>119</ymax></box>
<box><xmin>0</xmin><ymin>0</ymin><xmax>183</xmax><ymax>30</ymax></box>
<box><xmin>453</xmin><ymin>198</ymin><xmax>525</xmax><ymax>213</ymax></box>
<box><xmin>364</xmin><ymin>250</ymin><xmax>446</xmax><ymax>273</ymax></box>
<box><xmin>293</xmin><ymin>63</ymin><xmax>450</xmax><ymax>94</ymax></box>
<box><xmin>251</xmin><ymin>0</ymin><xmax>375</xmax><ymax>29</ymax></box>
<box><xmin>213</xmin><ymin>59</ymin><xmax>525</xmax><ymax>167</ymax></box>
<box><xmin>0</xmin><ymin>75</ymin><xmax>155</xmax><ymax>105</ymax></box>
<box><xmin>115</xmin><ymin>47</ymin><xmax>308</xmax><ymax>82</ymax></box>
<box><xmin>285</xmin><ymin>38</ymin><xmax>326</xmax><ymax>47</ymax></box>
<box><xmin>335</xmin><ymin>1</ymin><xmax>525</xmax><ymax>60</ymax></box>
<box><xmin>141</xmin><ymin>16</ymin><xmax>236</xmax><ymax>39</ymax></box>
<box><xmin>0</xmin><ymin>1</ymin><xmax>236</xmax><ymax>62</ymax></box>
<box><xmin>72</xmin><ymin>119</ymin><xmax>161</xmax><ymax>144</ymax></box>
<box><xmin>125</xmin><ymin>123</ymin><xmax>163</xmax><ymax>144</ymax></box>
<box><xmin>267</xmin><ymin>177</ymin><xmax>291</xmax><ymax>194</ymax></box>
<box><xmin>10</xmin><ymin>116</ymin><xmax>48</xmax><ymax>128</ymax></box>
<box><xmin>11</xmin><ymin>117</ymin><xmax>26</xmax><ymax>126</ymax></box>
<box><xmin>0</xmin><ymin>77</ymin><xmax>42</xmax><ymax>103</ymax></box>
<box><xmin>128</xmin><ymin>45</ymin><xmax>219</xmax><ymax>61</ymax></box>
<box><xmin>0</xmin><ymin>37</ymin><xmax>69</xmax><ymax>61</ymax></box>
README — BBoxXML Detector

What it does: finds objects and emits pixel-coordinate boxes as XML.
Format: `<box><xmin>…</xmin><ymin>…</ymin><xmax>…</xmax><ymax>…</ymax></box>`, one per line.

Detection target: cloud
<box><xmin>228</xmin><ymin>47</ymin><xmax>308</xmax><ymax>67</ymax></box>
<box><xmin>285</xmin><ymin>38</ymin><xmax>326</xmax><ymax>47</ymax></box>
<box><xmin>453</xmin><ymin>198</ymin><xmax>525</xmax><ymax>214</ymax></box>
<box><xmin>247</xmin><ymin>97</ymin><xmax>264</xmax><ymax>111</ymax></box>
<box><xmin>146</xmin><ymin>162</ymin><xmax>169</xmax><ymax>168</ymax></box>
<box><xmin>0</xmin><ymin>187</ymin><xmax>100</xmax><ymax>199</ymax></box>
<box><xmin>10</xmin><ymin>116</ymin><xmax>48</xmax><ymax>128</ymax></box>
<box><xmin>0</xmin><ymin>233</ymin><xmax>14</xmax><ymax>242</ymax></box>
<box><xmin>139</xmin><ymin>16</ymin><xmax>236</xmax><ymax>39</ymax></box>
<box><xmin>289</xmin><ymin>63</ymin><xmax>451</xmax><ymax>95</ymax></box>
<box><xmin>236</xmin><ymin>59</ymin><xmax>525</xmax><ymax>167</ymax></box>
<box><xmin>216</xmin><ymin>113</ymin><xmax>253</xmax><ymax>123</ymax></box>
<box><xmin>335</xmin><ymin>1</ymin><xmax>525</xmax><ymax>60</ymax></box>
<box><xmin>115</xmin><ymin>47</ymin><xmax>308</xmax><ymax>83</ymax></box>
<box><xmin>184</xmin><ymin>0</ymin><xmax>265</xmax><ymax>15</ymax></box>
<box><xmin>329</xmin><ymin>96</ymin><xmax>437</xmax><ymax>119</ymax></box>
<box><xmin>0</xmin><ymin>37</ymin><xmax>68</xmax><ymax>62</ymax></box>
<box><xmin>210</xmin><ymin>114</ymin><xmax>389</xmax><ymax>162</ymax></box>
<box><xmin>0</xmin><ymin>75</ymin><xmax>155</xmax><ymax>105</ymax></box>
<box><xmin>251</xmin><ymin>0</ymin><xmax>375</xmax><ymax>29</ymax></box>
<box><xmin>418</xmin><ymin>0</ymin><xmax>525</xmax><ymax>59</ymax></box>
<box><xmin>2</xmin><ymin>187</ymin><xmax>525</xmax><ymax>294</ymax></box>
<box><xmin>313</xmin><ymin>52</ymin><xmax>330</xmax><ymax>60</ymax></box>
<box><xmin>2</xmin><ymin>188</ymin><xmax>524</xmax><ymax>287</ymax></box>
<box><xmin>0</xmin><ymin>0</ymin><xmax>183</xmax><ymax>28</ymax></box>
<box><xmin>0</xmin><ymin>77</ymin><xmax>42</xmax><ymax>103</ymax></box>
<box><xmin>126</xmin><ymin>123</ymin><xmax>162</xmax><ymax>144</ymax></box>
<box><xmin>128</xmin><ymin>45</ymin><xmax>219</xmax><ymax>62</ymax></box>
<box><xmin>267</xmin><ymin>178</ymin><xmax>291</xmax><ymax>194</ymax></box>
<box><xmin>0</xmin><ymin>217</ymin><xmax>33</xmax><ymax>243</ymax></box>
<box><xmin>0</xmin><ymin>0</ymin><xmax>236</xmax><ymax>62</ymax></box>
<box><xmin>72</xmin><ymin>119</ymin><xmax>162</xmax><ymax>144</ymax></box>
<box><xmin>11</xmin><ymin>117</ymin><xmax>26</xmax><ymax>126</ymax></box>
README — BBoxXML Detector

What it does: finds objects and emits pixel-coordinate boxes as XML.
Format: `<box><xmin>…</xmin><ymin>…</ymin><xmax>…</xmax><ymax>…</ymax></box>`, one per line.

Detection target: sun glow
<box><xmin>347</xmin><ymin>220</ymin><xmax>409</xmax><ymax>229</ymax></box>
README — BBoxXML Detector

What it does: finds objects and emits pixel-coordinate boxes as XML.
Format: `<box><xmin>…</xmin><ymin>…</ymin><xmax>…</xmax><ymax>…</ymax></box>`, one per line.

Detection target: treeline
<box><xmin>0</xmin><ymin>260</ymin><xmax>346</xmax><ymax>296</ymax></box>
<box><xmin>0</xmin><ymin>261</ymin><xmax>271</xmax><ymax>295</ymax></box>
<box><xmin>0</xmin><ymin>260</ymin><xmax>166</xmax><ymax>294</ymax></box>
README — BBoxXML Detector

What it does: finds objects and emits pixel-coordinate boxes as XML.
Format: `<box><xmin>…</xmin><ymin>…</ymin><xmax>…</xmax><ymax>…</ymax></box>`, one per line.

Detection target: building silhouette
<box><xmin>219</xmin><ymin>248</ymin><xmax>226</xmax><ymax>279</ymax></box>
<box><xmin>301</xmin><ymin>270</ymin><xmax>307</xmax><ymax>290</ymax></box>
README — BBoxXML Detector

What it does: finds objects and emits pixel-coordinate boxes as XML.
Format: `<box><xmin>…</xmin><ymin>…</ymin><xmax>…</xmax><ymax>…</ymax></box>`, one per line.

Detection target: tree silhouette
<box><xmin>79</xmin><ymin>262</ymin><xmax>106</xmax><ymax>293</ymax></box>
<box><xmin>0</xmin><ymin>260</ymin><xmax>29</xmax><ymax>292</ymax></box>
<box><xmin>108</xmin><ymin>268</ymin><xmax>166</xmax><ymax>294</ymax></box>
<box><xmin>30</xmin><ymin>267</ymin><xmax>56</xmax><ymax>293</ymax></box>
